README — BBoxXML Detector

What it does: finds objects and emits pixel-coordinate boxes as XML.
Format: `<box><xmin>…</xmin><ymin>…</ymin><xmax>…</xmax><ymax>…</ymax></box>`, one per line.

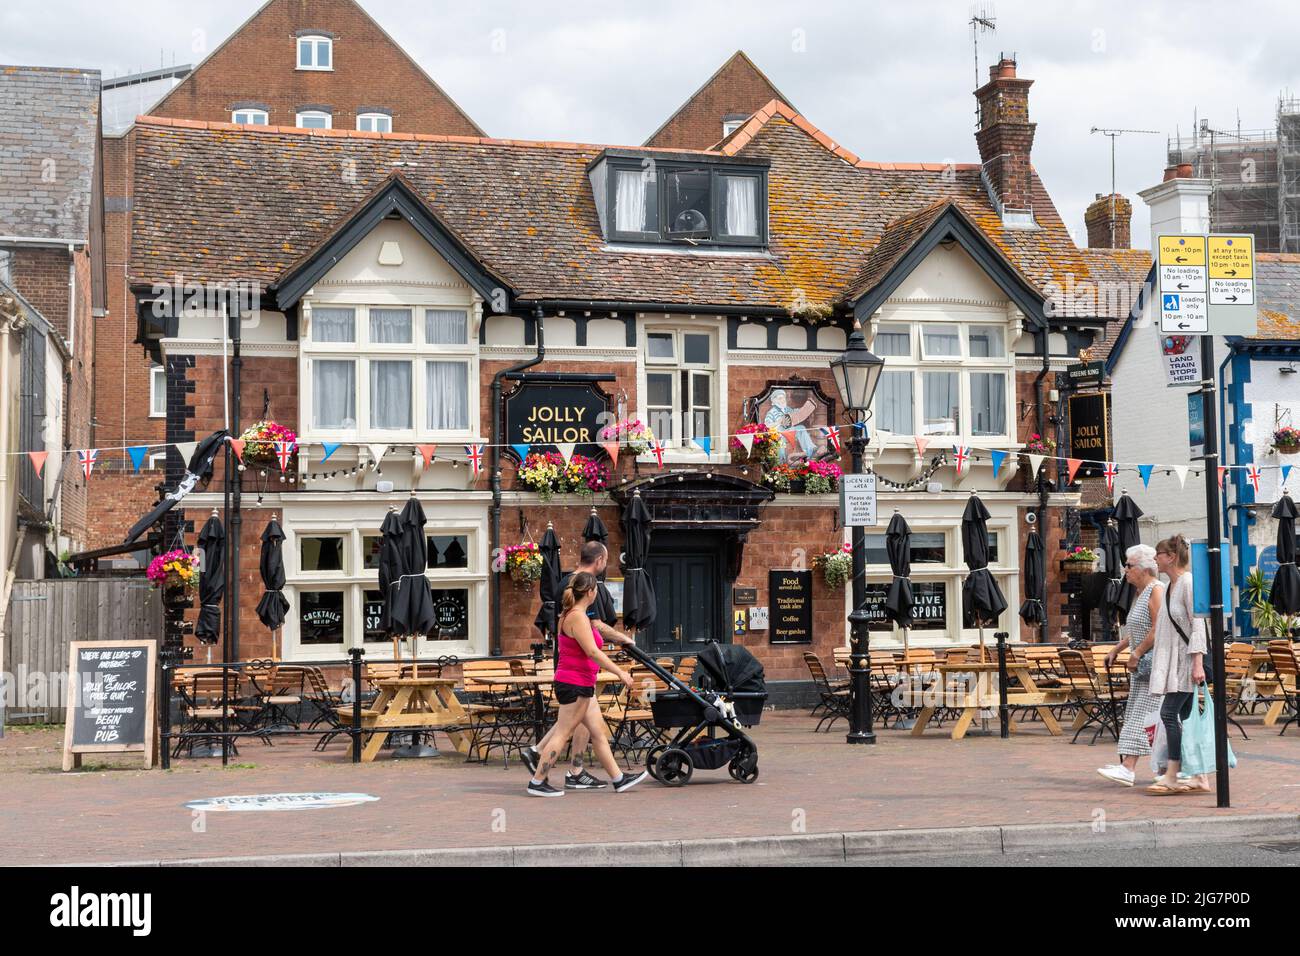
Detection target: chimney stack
<box><xmin>975</xmin><ymin>55</ymin><xmax>1037</xmax><ymax>221</ymax></box>
<box><xmin>1084</xmin><ymin>193</ymin><xmax>1133</xmax><ymax>248</ymax></box>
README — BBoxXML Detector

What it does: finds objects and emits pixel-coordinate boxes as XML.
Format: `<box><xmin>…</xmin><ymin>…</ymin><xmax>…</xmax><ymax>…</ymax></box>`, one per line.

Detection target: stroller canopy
<box><xmin>697</xmin><ymin>643</ymin><xmax>766</xmax><ymax>694</ymax></box>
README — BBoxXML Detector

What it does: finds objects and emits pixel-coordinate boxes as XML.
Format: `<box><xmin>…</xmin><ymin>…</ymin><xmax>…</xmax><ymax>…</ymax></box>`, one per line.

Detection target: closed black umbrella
<box><xmin>1019</xmin><ymin>528</ymin><xmax>1047</xmax><ymax>635</ymax></box>
<box><xmin>1113</xmin><ymin>493</ymin><xmax>1144</xmax><ymax>620</ymax></box>
<box><xmin>391</xmin><ymin>497</ymin><xmax>435</xmax><ymax>642</ymax></box>
<box><xmin>582</xmin><ymin>508</ymin><xmax>609</xmax><ymax>547</ymax></box>
<box><xmin>621</xmin><ymin>490</ymin><xmax>656</xmax><ymax>632</ymax></box>
<box><xmin>1100</xmin><ymin>522</ymin><xmax>1126</xmax><ymax>629</ymax></box>
<box><xmin>533</xmin><ymin>523</ymin><xmax>562</xmax><ymax>642</ymax></box>
<box><xmin>883</xmin><ymin>511</ymin><xmax>914</xmax><ymax>655</ymax></box>
<box><xmin>255</xmin><ymin>516</ymin><xmax>290</xmax><ymax>658</ymax></box>
<box><xmin>961</xmin><ymin>493</ymin><xmax>1007</xmax><ymax>656</ymax></box>
<box><xmin>376</xmin><ymin>508</ymin><xmax>403</xmax><ymax>653</ymax></box>
<box><xmin>1270</xmin><ymin>493</ymin><xmax>1300</xmax><ymax>615</ymax></box>
<box><xmin>195</xmin><ymin>511</ymin><xmax>225</xmax><ymax>660</ymax></box>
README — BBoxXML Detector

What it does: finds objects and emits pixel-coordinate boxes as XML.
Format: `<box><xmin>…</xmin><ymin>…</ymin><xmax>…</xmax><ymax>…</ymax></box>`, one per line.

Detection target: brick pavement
<box><xmin>2</xmin><ymin>713</ymin><xmax>1297</xmax><ymax>866</ymax></box>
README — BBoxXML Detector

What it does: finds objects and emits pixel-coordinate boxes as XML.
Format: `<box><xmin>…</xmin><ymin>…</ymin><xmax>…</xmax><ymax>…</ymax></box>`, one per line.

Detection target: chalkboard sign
<box><xmin>769</xmin><ymin>569</ymin><xmax>813</xmax><ymax>644</ymax></box>
<box><xmin>62</xmin><ymin>640</ymin><xmax>157</xmax><ymax>771</ymax></box>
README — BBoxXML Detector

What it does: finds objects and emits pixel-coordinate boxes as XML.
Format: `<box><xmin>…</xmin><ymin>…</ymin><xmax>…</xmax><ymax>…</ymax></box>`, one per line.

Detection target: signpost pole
<box><xmin>845</xmin><ymin>430</ymin><xmax>875</xmax><ymax>745</ymax></box>
<box><xmin>1198</xmin><ymin>335</ymin><xmax>1230</xmax><ymax>808</ymax></box>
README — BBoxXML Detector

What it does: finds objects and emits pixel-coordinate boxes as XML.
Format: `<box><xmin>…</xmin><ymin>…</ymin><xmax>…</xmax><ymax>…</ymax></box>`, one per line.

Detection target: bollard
<box><xmin>350</xmin><ymin>647</ymin><xmax>364</xmax><ymax>763</ymax></box>
<box><xmin>995</xmin><ymin>631</ymin><xmax>1010</xmax><ymax>739</ymax></box>
<box><xmin>160</xmin><ymin>660</ymin><xmax>173</xmax><ymax>770</ymax></box>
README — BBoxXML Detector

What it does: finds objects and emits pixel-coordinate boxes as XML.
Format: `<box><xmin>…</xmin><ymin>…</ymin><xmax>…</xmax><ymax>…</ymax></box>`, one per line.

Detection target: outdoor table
<box><xmin>1235</xmin><ymin>650</ymin><xmax>1288</xmax><ymax>726</ymax></box>
<box><xmin>909</xmin><ymin>661</ymin><xmax>1068</xmax><ymax>740</ymax></box>
<box><xmin>338</xmin><ymin>677</ymin><xmax>471</xmax><ymax>762</ymax></box>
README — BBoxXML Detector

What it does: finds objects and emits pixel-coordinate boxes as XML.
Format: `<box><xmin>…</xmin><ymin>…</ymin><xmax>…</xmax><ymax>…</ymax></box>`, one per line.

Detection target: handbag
<box><xmin>1166</xmin><ymin>586</ymin><xmax>1213</xmax><ymax>685</ymax></box>
<box><xmin>1179</xmin><ymin>684</ymin><xmax>1237</xmax><ymax>776</ymax></box>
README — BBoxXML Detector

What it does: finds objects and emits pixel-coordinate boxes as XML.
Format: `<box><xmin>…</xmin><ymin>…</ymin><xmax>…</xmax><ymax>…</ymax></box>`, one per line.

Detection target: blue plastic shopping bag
<box><xmin>1179</xmin><ymin>684</ymin><xmax>1237</xmax><ymax>776</ymax></box>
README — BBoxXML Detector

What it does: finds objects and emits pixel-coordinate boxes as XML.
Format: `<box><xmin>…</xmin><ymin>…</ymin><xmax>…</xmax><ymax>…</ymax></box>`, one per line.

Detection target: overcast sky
<box><xmin>4</xmin><ymin>0</ymin><xmax>1299</xmax><ymax>246</ymax></box>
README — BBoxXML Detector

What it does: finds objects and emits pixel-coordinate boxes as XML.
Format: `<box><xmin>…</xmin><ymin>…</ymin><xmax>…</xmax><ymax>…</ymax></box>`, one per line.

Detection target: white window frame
<box><xmin>231</xmin><ymin>108</ymin><xmax>268</xmax><ymax>126</ymax></box>
<box><xmin>867</xmin><ymin>317</ymin><xmax>1014</xmax><ymax>445</ymax></box>
<box><xmin>300</xmin><ymin>301</ymin><xmax>479</xmax><ymax>445</ymax></box>
<box><xmin>636</xmin><ymin>320</ymin><xmax>726</xmax><ymax>464</ymax></box>
<box><xmin>149</xmin><ymin>365</ymin><xmax>166</xmax><ymax>418</ymax></box>
<box><xmin>297</xmin><ymin>35</ymin><xmax>333</xmax><ymax>71</ymax></box>
<box><xmin>296</xmin><ymin>110</ymin><xmax>332</xmax><ymax>130</ymax></box>
<box><xmin>356</xmin><ymin>112</ymin><xmax>392</xmax><ymax>133</ymax></box>
<box><xmin>283</xmin><ymin>516</ymin><xmax>487</xmax><ymax>661</ymax></box>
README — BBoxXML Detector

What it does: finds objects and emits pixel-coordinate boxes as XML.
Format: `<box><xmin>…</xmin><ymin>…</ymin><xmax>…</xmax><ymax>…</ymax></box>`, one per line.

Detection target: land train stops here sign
<box><xmin>62</xmin><ymin>640</ymin><xmax>157</xmax><ymax>771</ymax></box>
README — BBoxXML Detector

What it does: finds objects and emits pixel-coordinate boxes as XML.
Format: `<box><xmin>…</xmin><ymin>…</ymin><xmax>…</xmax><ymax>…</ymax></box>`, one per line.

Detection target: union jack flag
<box><xmin>1103</xmin><ymin>462</ymin><xmax>1119</xmax><ymax>492</ymax></box>
<box><xmin>465</xmin><ymin>443</ymin><xmax>484</xmax><ymax>476</ymax></box>
<box><xmin>651</xmin><ymin>439</ymin><xmax>669</xmax><ymax>468</ymax></box>
<box><xmin>820</xmin><ymin>426</ymin><xmax>841</xmax><ymax>454</ymax></box>
<box><xmin>953</xmin><ymin>446</ymin><xmax>970</xmax><ymax>472</ymax></box>
<box><xmin>274</xmin><ymin>441</ymin><xmax>295</xmax><ymax>473</ymax></box>
<box><xmin>78</xmin><ymin>449</ymin><xmax>98</xmax><ymax>479</ymax></box>
<box><xmin>1247</xmin><ymin>465</ymin><xmax>1262</xmax><ymax>495</ymax></box>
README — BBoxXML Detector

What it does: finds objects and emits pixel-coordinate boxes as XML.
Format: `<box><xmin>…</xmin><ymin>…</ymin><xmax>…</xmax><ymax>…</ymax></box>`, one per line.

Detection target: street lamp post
<box><xmin>830</xmin><ymin>327</ymin><xmax>885</xmax><ymax>745</ymax></box>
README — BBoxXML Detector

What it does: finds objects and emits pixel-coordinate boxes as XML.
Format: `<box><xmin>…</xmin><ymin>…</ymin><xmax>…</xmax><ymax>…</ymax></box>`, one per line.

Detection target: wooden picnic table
<box><xmin>338</xmin><ymin>677</ymin><xmax>471</xmax><ymax>762</ymax></box>
<box><xmin>909</xmin><ymin>660</ymin><xmax>1070</xmax><ymax>740</ymax></box>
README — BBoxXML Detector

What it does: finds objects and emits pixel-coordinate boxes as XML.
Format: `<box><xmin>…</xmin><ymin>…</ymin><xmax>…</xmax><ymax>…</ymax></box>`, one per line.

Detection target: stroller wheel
<box><xmin>728</xmin><ymin>755</ymin><xmax>759</xmax><ymax>783</ymax></box>
<box><xmin>655</xmin><ymin>748</ymin><xmax>693</xmax><ymax>787</ymax></box>
<box><xmin>645</xmin><ymin>745</ymin><xmax>668</xmax><ymax>781</ymax></box>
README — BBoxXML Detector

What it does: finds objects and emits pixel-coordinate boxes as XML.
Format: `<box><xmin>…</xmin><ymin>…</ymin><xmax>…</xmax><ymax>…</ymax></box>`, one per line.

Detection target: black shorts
<box><xmin>555</xmin><ymin>682</ymin><xmax>595</xmax><ymax>705</ymax></box>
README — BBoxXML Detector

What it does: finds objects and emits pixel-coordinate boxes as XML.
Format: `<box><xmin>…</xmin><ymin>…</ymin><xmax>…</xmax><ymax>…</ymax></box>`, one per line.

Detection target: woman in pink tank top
<box><xmin>525</xmin><ymin>572</ymin><xmax>647</xmax><ymax>797</ymax></box>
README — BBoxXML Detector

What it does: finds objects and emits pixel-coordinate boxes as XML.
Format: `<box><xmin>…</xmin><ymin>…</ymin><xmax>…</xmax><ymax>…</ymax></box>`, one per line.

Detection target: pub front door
<box><xmin>642</xmin><ymin>532</ymin><xmax>725</xmax><ymax>656</ymax></box>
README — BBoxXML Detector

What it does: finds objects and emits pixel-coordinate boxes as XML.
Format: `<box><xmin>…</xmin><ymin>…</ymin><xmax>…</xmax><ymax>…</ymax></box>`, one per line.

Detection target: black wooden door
<box><xmin>642</xmin><ymin>534</ymin><xmax>723</xmax><ymax>654</ymax></box>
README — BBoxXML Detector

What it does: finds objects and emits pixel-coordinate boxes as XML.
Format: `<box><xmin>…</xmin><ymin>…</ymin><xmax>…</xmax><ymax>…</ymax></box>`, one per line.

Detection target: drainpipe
<box><xmin>489</xmin><ymin>305</ymin><xmax>545</xmax><ymax>656</ymax></box>
<box><xmin>1034</xmin><ymin>326</ymin><xmax>1051</xmax><ymax>517</ymax></box>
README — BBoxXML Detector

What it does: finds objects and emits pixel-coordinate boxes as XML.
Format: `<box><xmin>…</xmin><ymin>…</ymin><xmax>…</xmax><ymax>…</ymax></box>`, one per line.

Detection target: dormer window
<box><xmin>296</xmin><ymin>109</ymin><xmax>332</xmax><ymax>130</ymax></box>
<box><xmin>591</xmin><ymin>150</ymin><xmax>768</xmax><ymax>248</ymax></box>
<box><xmin>297</xmin><ymin>34</ymin><xmax>333</xmax><ymax>71</ymax></box>
<box><xmin>232</xmin><ymin>108</ymin><xmax>268</xmax><ymax>125</ymax></box>
<box><xmin>356</xmin><ymin>112</ymin><xmax>392</xmax><ymax>133</ymax></box>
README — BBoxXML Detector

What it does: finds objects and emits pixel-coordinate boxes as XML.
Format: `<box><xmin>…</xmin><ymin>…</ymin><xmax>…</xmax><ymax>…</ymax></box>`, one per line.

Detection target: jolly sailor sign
<box><xmin>503</xmin><ymin>376</ymin><xmax>613</xmax><ymax>462</ymax></box>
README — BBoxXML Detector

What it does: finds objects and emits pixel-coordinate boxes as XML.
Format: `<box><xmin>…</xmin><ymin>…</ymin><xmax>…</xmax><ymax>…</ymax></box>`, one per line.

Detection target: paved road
<box><xmin>796</xmin><ymin>840</ymin><xmax>1300</xmax><ymax>866</ymax></box>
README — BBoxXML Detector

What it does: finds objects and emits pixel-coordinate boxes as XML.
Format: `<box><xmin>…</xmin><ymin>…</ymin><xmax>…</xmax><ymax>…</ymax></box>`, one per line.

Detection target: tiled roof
<box><xmin>841</xmin><ymin>200</ymin><xmax>958</xmax><ymax>303</ymax></box>
<box><xmin>0</xmin><ymin>65</ymin><xmax>100</xmax><ymax>241</ymax></box>
<box><xmin>1249</xmin><ymin>253</ymin><xmax>1300</xmax><ymax>341</ymax></box>
<box><xmin>129</xmin><ymin>105</ymin><xmax>1102</xmax><ymax>317</ymax></box>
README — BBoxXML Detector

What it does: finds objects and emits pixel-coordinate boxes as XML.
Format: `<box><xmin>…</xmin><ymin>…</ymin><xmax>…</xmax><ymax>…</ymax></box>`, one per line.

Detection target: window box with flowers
<box><xmin>517</xmin><ymin>451</ymin><xmax>611</xmax><ymax>502</ymax></box>
<box><xmin>1272</xmin><ymin>426</ymin><xmax>1300</xmax><ymax>455</ymax></box>
<box><xmin>812</xmin><ymin>544</ymin><xmax>853</xmax><ymax>589</ymax></box>
<box><xmin>238</xmin><ymin>420</ymin><xmax>298</xmax><ymax>465</ymax></box>
<box><xmin>763</xmin><ymin>459</ymin><xmax>843</xmax><ymax>495</ymax></box>
<box><xmin>597</xmin><ymin>419</ymin><xmax>654</xmax><ymax>457</ymax></box>
<box><xmin>730</xmin><ymin>423</ymin><xmax>780</xmax><ymax>466</ymax></box>
<box><xmin>503</xmin><ymin>543</ymin><xmax>544</xmax><ymax>588</ymax></box>
<box><xmin>1062</xmin><ymin>546</ymin><xmax>1098</xmax><ymax>573</ymax></box>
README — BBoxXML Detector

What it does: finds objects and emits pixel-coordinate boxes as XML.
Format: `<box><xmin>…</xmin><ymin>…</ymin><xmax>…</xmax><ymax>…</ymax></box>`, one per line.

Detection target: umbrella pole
<box><xmin>896</xmin><ymin>625</ymin><xmax>917</xmax><ymax>731</ymax></box>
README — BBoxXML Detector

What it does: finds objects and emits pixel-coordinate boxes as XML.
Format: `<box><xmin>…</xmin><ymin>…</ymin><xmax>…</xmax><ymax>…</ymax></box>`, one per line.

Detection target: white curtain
<box><xmin>723</xmin><ymin>176</ymin><xmax>757</xmax><ymax>237</ymax></box>
<box><xmin>971</xmin><ymin>372</ymin><xmax>1007</xmax><ymax>436</ymax></box>
<box><xmin>370</xmin><ymin>360</ymin><xmax>412</xmax><ymax>429</ymax></box>
<box><xmin>370</xmin><ymin>308</ymin><xmax>411</xmax><ymax>343</ymax></box>
<box><xmin>922</xmin><ymin>371</ymin><xmax>959</xmax><ymax>435</ymax></box>
<box><xmin>614</xmin><ymin>169</ymin><xmax>647</xmax><ymax>233</ymax></box>
<box><xmin>313</xmin><ymin>307</ymin><xmax>355</xmax><ymax>343</ymax></box>
<box><xmin>426</xmin><ymin>309</ymin><xmax>468</xmax><ymax>345</ymax></box>
<box><xmin>426</xmin><ymin>361</ymin><xmax>468</xmax><ymax>430</ymax></box>
<box><xmin>877</xmin><ymin>370</ymin><xmax>913</xmax><ymax>434</ymax></box>
<box><xmin>923</xmin><ymin>325</ymin><xmax>960</xmax><ymax>357</ymax></box>
<box><xmin>313</xmin><ymin>360</ymin><xmax>355</xmax><ymax>429</ymax></box>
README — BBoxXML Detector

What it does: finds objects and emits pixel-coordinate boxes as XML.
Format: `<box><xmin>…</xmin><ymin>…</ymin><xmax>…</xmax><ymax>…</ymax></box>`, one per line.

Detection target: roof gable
<box><xmin>644</xmin><ymin>51</ymin><xmax>794</xmax><ymax>150</ymax></box>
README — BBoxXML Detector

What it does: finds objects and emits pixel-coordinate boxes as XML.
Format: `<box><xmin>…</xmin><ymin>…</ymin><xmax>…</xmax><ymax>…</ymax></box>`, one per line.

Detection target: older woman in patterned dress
<box><xmin>1097</xmin><ymin>544</ymin><xmax>1164</xmax><ymax>787</ymax></box>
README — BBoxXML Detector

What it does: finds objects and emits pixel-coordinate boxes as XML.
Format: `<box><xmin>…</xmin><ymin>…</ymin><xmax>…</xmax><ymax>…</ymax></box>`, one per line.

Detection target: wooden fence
<box><xmin>2</xmin><ymin>578</ymin><xmax>161</xmax><ymax>724</ymax></box>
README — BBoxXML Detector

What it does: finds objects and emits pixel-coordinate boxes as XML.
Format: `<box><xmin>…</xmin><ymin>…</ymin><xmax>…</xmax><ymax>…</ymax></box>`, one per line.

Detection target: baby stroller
<box><xmin>625</xmin><ymin>642</ymin><xmax>767</xmax><ymax>786</ymax></box>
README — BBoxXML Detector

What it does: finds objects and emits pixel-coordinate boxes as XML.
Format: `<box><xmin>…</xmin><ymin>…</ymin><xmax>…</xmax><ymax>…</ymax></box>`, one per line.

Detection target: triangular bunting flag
<box><xmin>953</xmin><ymin>446</ymin><xmax>971</xmax><ymax>473</ymax></box>
<box><xmin>174</xmin><ymin>441</ymin><xmax>198</xmax><ymax>463</ymax></box>
<box><xmin>1246</xmin><ymin>465</ymin><xmax>1262</xmax><ymax>495</ymax></box>
<box><xmin>513</xmin><ymin>443</ymin><xmax>532</xmax><ymax>462</ymax></box>
<box><xmin>320</xmin><ymin>442</ymin><xmax>341</xmax><ymax>462</ymax></box>
<box><xmin>1173</xmin><ymin>465</ymin><xmax>1188</xmax><ymax>489</ymax></box>
<box><xmin>694</xmin><ymin>436</ymin><xmax>712</xmax><ymax>456</ymax></box>
<box><xmin>1103</xmin><ymin>462</ymin><xmax>1119</xmax><ymax>492</ymax></box>
<box><xmin>782</xmin><ymin>430</ymin><xmax>798</xmax><ymax>451</ymax></box>
<box><xmin>275</xmin><ymin>441</ymin><xmax>295</xmax><ymax>473</ymax></box>
<box><xmin>127</xmin><ymin>446</ymin><xmax>148</xmax><ymax>473</ymax></box>
<box><xmin>465</xmin><ymin>443</ymin><xmax>484</xmax><ymax>476</ymax></box>
<box><xmin>914</xmin><ymin>436</ymin><xmax>930</xmax><ymax>456</ymax></box>
<box><xmin>416</xmin><ymin>444</ymin><xmax>437</xmax><ymax>468</ymax></box>
<box><xmin>737</xmin><ymin>432</ymin><xmax>754</xmax><ymax>454</ymax></box>
<box><xmin>1066</xmin><ymin>458</ymin><xmax>1083</xmax><ymax>484</ymax></box>
<box><xmin>990</xmin><ymin>449</ymin><xmax>1007</xmax><ymax>478</ymax></box>
<box><xmin>1217</xmin><ymin>466</ymin><xmax>1227</xmax><ymax>489</ymax></box>
<box><xmin>819</xmin><ymin>426</ymin><xmax>841</xmax><ymax>454</ymax></box>
<box><xmin>1283</xmin><ymin>464</ymin><xmax>1293</xmax><ymax>486</ymax></box>
<box><xmin>601</xmin><ymin>441</ymin><xmax>620</xmax><ymax>466</ymax></box>
<box><xmin>78</xmin><ymin>449</ymin><xmax>98</xmax><ymax>479</ymax></box>
<box><xmin>228</xmin><ymin>438</ymin><xmax>246</xmax><ymax>463</ymax></box>
<box><xmin>1137</xmin><ymin>464</ymin><xmax>1154</xmax><ymax>488</ymax></box>
<box><xmin>651</xmin><ymin>440</ymin><xmax>668</xmax><ymax>468</ymax></box>
<box><xmin>28</xmin><ymin>450</ymin><xmax>48</xmax><ymax>478</ymax></box>
<box><xmin>557</xmin><ymin>442</ymin><xmax>576</xmax><ymax>465</ymax></box>
<box><xmin>367</xmin><ymin>444</ymin><xmax>389</xmax><ymax>467</ymax></box>
<box><xmin>1027</xmin><ymin>453</ymin><xmax>1045</xmax><ymax>478</ymax></box>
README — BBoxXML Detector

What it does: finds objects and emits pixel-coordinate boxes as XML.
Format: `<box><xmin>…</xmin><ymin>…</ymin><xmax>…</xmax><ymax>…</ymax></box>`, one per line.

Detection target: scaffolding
<box><xmin>1166</xmin><ymin>92</ymin><xmax>1300</xmax><ymax>253</ymax></box>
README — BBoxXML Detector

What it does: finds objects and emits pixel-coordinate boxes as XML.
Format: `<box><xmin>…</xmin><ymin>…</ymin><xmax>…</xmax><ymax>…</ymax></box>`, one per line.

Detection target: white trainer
<box><xmin>1097</xmin><ymin>765</ymin><xmax>1135</xmax><ymax>787</ymax></box>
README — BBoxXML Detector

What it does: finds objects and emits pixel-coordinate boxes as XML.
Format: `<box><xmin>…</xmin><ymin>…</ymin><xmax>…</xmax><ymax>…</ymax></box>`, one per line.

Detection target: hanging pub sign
<box><xmin>1068</xmin><ymin>392</ymin><xmax>1110</xmax><ymax>478</ymax></box>
<box><xmin>769</xmin><ymin>569</ymin><xmax>813</xmax><ymax>644</ymax></box>
<box><xmin>1065</xmin><ymin>360</ymin><xmax>1105</xmax><ymax>389</ymax></box>
<box><xmin>503</xmin><ymin>375</ymin><xmax>613</xmax><ymax>462</ymax></box>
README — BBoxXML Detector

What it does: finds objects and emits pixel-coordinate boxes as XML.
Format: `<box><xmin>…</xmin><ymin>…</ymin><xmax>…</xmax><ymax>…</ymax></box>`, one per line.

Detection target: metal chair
<box><xmin>1266</xmin><ymin>642</ymin><xmax>1300</xmax><ymax>736</ymax></box>
<box><xmin>803</xmin><ymin>652</ymin><xmax>850</xmax><ymax>732</ymax></box>
<box><xmin>1058</xmin><ymin>649</ymin><xmax>1122</xmax><ymax>744</ymax></box>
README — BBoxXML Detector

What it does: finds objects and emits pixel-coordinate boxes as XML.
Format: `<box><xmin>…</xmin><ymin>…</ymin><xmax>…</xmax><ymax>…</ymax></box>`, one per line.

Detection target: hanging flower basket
<box><xmin>812</xmin><ymin>545</ymin><xmax>853</xmax><ymax>589</ymax></box>
<box><xmin>504</xmin><ymin>543</ymin><xmax>544</xmax><ymax>587</ymax></box>
<box><xmin>239</xmin><ymin>420</ymin><xmax>298</xmax><ymax>464</ymax></box>
<box><xmin>1062</xmin><ymin>546</ymin><xmax>1098</xmax><ymax>573</ymax></box>
<box><xmin>597</xmin><ymin>419</ymin><xmax>654</xmax><ymax>457</ymax></box>
<box><xmin>147</xmin><ymin>549</ymin><xmax>199</xmax><ymax>595</ymax></box>
<box><xmin>1272</xmin><ymin>427</ymin><xmax>1300</xmax><ymax>455</ymax></box>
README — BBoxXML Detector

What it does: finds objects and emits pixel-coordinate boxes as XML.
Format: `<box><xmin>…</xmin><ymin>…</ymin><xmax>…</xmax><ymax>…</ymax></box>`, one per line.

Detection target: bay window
<box><xmin>869</xmin><ymin>319</ymin><xmax>1013</xmax><ymax>442</ymax></box>
<box><xmin>302</xmin><ymin>303</ymin><xmax>476</xmax><ymax>440</ymax></box>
